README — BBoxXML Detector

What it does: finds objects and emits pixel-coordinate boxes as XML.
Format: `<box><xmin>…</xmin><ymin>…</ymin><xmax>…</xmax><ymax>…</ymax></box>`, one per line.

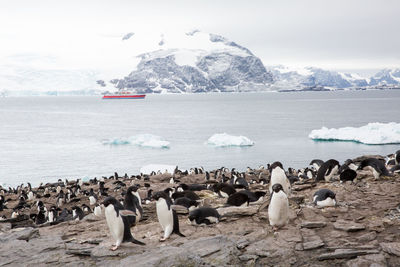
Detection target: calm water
<box><xmin>1</xmin><ymin>91</ymin><xmax>400</xmax><ymax>186</ymax></box>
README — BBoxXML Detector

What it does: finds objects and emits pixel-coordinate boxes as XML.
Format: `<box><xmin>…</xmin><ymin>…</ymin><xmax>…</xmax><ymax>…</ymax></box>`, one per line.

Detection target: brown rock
<box><xmin>346</xmin><ymin>253</ymin><xmax>387</xmax><ymax>267</ymax></box>
<box><xmin>300</xmin><ymin>221</ymin><xmax>327</xmax><ymax>229</ymax></box>
<box><xmin>380</xmin><ymin>242</ymin><xmax>400</xmax><ymax>256</ymax></box>
<box><xmin>333</xmin><ymin>220</ymin><xmax>366</xmax><ymax>232</ymax></box>
<box><xmin>318</xmin><ymin>249</ymin><xmax>380</xmax><ymax>260</ymax></box>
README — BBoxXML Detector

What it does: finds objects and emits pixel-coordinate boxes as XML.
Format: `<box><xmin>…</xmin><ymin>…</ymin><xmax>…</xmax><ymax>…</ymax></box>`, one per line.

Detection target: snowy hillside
<box><xmin>267</xmin><ymin>65</ymin><xmax>369</xmax><ymax>90</ymax></box>
<box><xmin>112</xmin><ymin>31</ymin><xmax>273</xmax><ymax>93</ymax></box>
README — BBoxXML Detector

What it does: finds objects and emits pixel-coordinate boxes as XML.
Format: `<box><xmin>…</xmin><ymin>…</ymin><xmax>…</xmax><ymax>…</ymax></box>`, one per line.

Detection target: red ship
<box><xmin>102</xmin><ymin>91</ymin><xmax>146</xmax><ymax>99</ymax></box>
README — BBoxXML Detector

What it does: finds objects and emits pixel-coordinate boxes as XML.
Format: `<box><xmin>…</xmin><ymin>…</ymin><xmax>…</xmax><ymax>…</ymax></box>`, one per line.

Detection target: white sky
<box><xmin>1</xmin><ymin>0</ymin><xmax>400</xmax><ymax>75</ymax></box>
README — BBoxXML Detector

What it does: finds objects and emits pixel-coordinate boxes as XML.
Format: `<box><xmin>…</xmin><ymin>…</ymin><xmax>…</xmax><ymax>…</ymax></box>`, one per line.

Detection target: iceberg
<box><xmin>207</xmin><ymin>133</ymin><xmax>255</xmax><ymax>147</ymax></box>
<box><xmin>140</xmin><ymin>164</ymin><xmax>178</xmax><ymax>175</ymax></box>
<box><xmin>102</xmin><ymin>134</ymin><xmax>170</xmax><ymax>148</ymax></box>
<box><xmin>309</xmin><ymin>122</ymin><xmax>400</xmax><ymax>145</ymax></box>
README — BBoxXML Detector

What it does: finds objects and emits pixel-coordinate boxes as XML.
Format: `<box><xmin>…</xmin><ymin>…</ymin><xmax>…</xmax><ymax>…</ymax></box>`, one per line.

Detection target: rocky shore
<box><xmin>1</xmin><ymin>155</ymin><xmax>400</xmax><ymax>266</ymax></box>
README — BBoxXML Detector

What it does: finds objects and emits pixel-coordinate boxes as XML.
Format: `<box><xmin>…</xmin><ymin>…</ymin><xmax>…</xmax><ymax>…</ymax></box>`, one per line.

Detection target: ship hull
<box><xmin>102</xmin><ymin>94</ymin><xmax>146</xmax><ymax>99</ymax></box>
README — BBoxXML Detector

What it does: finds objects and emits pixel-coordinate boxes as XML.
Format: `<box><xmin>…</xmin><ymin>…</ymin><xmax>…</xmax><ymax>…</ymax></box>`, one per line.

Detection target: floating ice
<box><xmin>309</xmin><ymin>122</ymin><xmax>400</xmax><ymax>145</ymax></box>
<box><xmin>102</xmin><ymin>134</ymin><xmax>170</xmax><ymax>148</ymax></box>
<box><xmin>140</xmin><ymin>164</ymin><xmax>178</xmax><ymax>175</ymax></box>
<box><xmin>207</xmin><ymin>133</ymin><xmax>255</xmax><ymax>147</ymax></box>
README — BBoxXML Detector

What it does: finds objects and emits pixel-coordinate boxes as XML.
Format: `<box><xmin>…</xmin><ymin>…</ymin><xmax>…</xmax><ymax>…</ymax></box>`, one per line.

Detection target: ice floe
<box><xmin>140</xmin><ymin>164</ymin><xmax>177</xmax><ymax>175</ymax></box>
<box><xmin>102</xmin><ymin>134</ymin><xmax>170</xmax><ymax>148</ymax></box>
<box><xmin>309</xmin><ymin>122</ymin><xmax>400</xmax><ymax>145</ymax></box>
<box><xmin>206</xmin><ymin>133</ymin><xmax>255</xmax><ymax>147</ymax></box>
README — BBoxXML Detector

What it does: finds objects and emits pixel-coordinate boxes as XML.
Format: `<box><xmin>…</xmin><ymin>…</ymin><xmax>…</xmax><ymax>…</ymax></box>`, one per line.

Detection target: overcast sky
<box><xmin>1</xmin><ymin>0</ymin><xmax>399</xmax><ymax>75</ymax></box>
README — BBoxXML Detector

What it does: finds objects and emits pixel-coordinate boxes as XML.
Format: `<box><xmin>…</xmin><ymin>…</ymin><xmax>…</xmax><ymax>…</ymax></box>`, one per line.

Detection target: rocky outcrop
<box><xmin>0</xmin><ymin>166</ymin><xmax>400</xmax><ymax>266</ymax></box>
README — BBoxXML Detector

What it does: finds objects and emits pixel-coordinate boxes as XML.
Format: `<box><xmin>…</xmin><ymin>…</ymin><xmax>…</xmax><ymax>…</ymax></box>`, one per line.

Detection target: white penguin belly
<box><xmin>268</xmin><ymin>191</ymin><xmax>289</xmax><ymax>227</ymax></box>
<box><xmin>325</xmin><ymin>165</ymin><xmax>338</xmax><ymax>181</ymax></box>
<box><xmin>156</xmin><ymin>199</ymin><xmax>173</xmax><ymax>232</ymax></box>
<box><xmin>105</xmin><ymin>205</ymin><xmax>124</xmax><ymax>244</ymax></box>
<box><xmin>316</xmin><ymin>197</ymin><xmax>336</xmax><ymax>207</ymax></box>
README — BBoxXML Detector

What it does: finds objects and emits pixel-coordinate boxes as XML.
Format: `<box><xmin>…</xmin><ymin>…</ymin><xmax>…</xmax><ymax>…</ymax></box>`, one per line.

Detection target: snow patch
<box><xmin>309</xmin><ymin>122</ymin><xmax>400</xmax><ymax>145</ymax></box>
<box><xmin>140</xmin><ymin>164</ymin><xmax>177</xmax><ymax>175</ymax></box>
<box><xmin>102</xmin><ymin>134</ymin><xmax>170</xmax><ymax>148</ymax></box>
<box><xmin>207</xmin><ymin>133</ymin><xmax>255</xmax><ymax>147</ymax></box>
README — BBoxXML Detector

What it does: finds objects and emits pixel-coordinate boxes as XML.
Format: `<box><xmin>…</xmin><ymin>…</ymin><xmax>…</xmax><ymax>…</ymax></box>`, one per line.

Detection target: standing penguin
<box><xmin>309</xmin><ymin>159</ymin><xmax>324</xmax><ymax>171</ymax></box>
<box><xmin>316</xmin><ymin>159</ymin><xmax>340</xmax><ymax>182</ymax></box>
<box><xmin>124</xmin><ymin>186</ymin><xmax>143</xmax><ymax>226</ymax></box>
<box><xmin>152</xmin><ymin>191</ymin><xmax>185</xmax><ymax>242</ymax></box>
<box><xmin>268</xmin><ymin>183</ymin><xmax>289</xmax><ymax>230</ymax></box>
<box><xmin>89</xmin><ymin>188</ymin><xmax>98</xmax><ymax>205</ymax></box>
<box><xmin>102</xmin><ymin>197</ymin><xmax>145</xmax><ymax>251</ymax></box>
<box><xmin>269</xmin><ymin>162</ymin><xmax>291</xmax><ymax>196</ymax></box>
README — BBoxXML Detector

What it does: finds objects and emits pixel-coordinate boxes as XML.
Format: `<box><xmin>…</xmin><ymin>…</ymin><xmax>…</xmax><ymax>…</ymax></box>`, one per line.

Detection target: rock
<box><xmin>91</xmin><ymin>245</ymin><xmax>128</xmax><ymax>258</ymax></box>
<box><xmin>238</xmin><ymin>254</ymin><xmax>258</xmax><ymax>261</ymax></box>
<box><xmin>303</xmin><ymin>238</ymin><xmax>324</xmax><ymax>250</ymax></box>
<box><xmin>217</xmin><ymin>206</ymin><xmax>258</xmax><ymax>219</ymax></box>
<box><xmin>236</xmin><ymin>239</ymin><xmax>250</xmax><ymax>249</ymax></box>
<box><xmin>300</xmin><ymin>221</ymin><xmax>327</xmax><ymax>229</ymax></box>
<box><xmin>356</xmin><ymin>232</ymin><xmax>377</xmax><ymax>242</ymax></box>
<box><xmin>380</xmin><ymin>242</ymin><xmax>400</xmax><ymax>256</ymax></box>
<box><xmin>66</xmin><ymin>247</ymin><xmax>93</xmax><ymax>256</ymax></box>
<box><xmin>333</xmin><ymin>220</ymin><xmax>366</xmax><ymax>232</ymax></box>
<box><xmin>117</xmin><ymin>235</ymin><xmax>238</xmax><ymax>267</ymax></box>
<box><xmin>318</xmin><ymin>249</ymin><xmax>380</xmax><ymax>260</ymax></box>
<box><xmin>0</xmin><ymin>223</ymin><xmax>11</xmax><ymax>232</ymax></box>
<box><xmin>346</xmin><ymin>253</ymin><xmax>387</xmax><ymax>267</ymax></box>
<box><xmin>289</xmin><ymin>196</ymin><xmax>305</xmax><ymax>205</ymax></box>
<box><xmin>82</xmin><ymin>213</ymin><xmax>102</xmax><ymax>222</ymax></box>
<box><xmin>0</xmin><ymin>227</ymin><xmax>40</xmax><ymax>242</ymax></box>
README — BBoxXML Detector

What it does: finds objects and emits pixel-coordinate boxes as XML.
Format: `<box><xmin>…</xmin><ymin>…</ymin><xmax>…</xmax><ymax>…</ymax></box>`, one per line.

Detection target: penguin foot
<box><xmin>159</xmin><ymin>237</ymin><xmax>167</xmax><ymax>242</ymax></box>
<box><xmin>110</xmin><ymin>245</ymin><xmax>118</xmax><ymax>251</ymax></box>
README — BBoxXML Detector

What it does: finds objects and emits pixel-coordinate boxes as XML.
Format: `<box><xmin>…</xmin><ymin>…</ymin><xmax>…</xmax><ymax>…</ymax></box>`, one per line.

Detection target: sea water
<box><xmin>0</xmin><ymin>90</ymin><xmax>399</xmax><ymax>186</ymax></box>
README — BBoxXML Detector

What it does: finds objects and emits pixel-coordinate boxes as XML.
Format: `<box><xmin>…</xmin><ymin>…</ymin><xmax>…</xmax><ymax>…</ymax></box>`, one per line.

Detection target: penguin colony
<box><xmin>0</xmin><ymin>150</ymin><xmax>399</xmax><ymax>251</ymax></box>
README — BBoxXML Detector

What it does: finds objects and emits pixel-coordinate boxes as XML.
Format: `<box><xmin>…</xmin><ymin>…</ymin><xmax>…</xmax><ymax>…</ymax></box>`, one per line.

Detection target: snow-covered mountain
<box><xmin>109</xmin><ymin>31</ymin><xmax>273</xmax><ymax>93</ymax></box>
<box><xmin>267</xmin><ymin>65</ymin><xmax>369</xmax><ymax>90</ymax></box>
<box><xmin>369</xmin><ymin>69</ymin><xmax>400</xmax><ymax>86</ymax></box>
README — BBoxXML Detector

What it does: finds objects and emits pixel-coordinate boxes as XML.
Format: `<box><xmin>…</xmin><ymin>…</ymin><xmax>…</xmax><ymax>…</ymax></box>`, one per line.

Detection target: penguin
<box><xmin>339</xmin><ymin>159</ymin><xmax>358</xmax><ymax>173</ymax></box>
<box><xmin>72</xmin><ymin>206</ymin><xmax>85</xmax><ymax>220</ymax></box>
<box><xmin>48</xmin><ymin>206</ymin><xmax>57</xmax><ymax>223</ymax></box>
<box><xmin>36</xmin><ymin>206</ymin><xmax>47</xmax><ymax>225</ymax></box>
<box><xmin>239</xmin><ymin>190</ymin><xmax>266</xmax><ymax>203</ymax></box>
<box><xmin>309</xmin><ymin>159</ymin><xmax>324</xmax><ymax>171</ymax></box>
<box><xmin>211</xmin><ymin>183</ymin><xmax>236</xmax><ymax>198</ymax></box>
<box><xmin>269</xmin><ymin>162</ymin><xmax>291</xmax><ymax>196</ymax></box>
<box><xmin>340</xmin><ymin>169</ymin><xmax>357</xmax><ymax>183</ymax></box>
<box><xmin>56</xmin><ymin>208</ymin><xmax>72</xmax><ymax>222</ymax></box>
<box><xmin>81</xmin><ymin>204</ymin><xmax>91</xmax><ymax>213</ymax></box>
<box><xmin>227</xmin><ymin>191</ymin><xmax>251</xmax><ymax>207</ymax></box>
<box><xmin>94</xmin><ymin>204</ymin><xmax>103</xmax><ymax>217</ymax></box>
<box><xmin>89</xmin><ymin>188</ymin><xmax>98</xmax><ymax>205</ymax></box>
<box><xmin>124</xmin><ymin>186</ymin><xmax>143</xmax><ymax>226</ymax></box>
<box><xmin>268</xmin><ymin>183</ymin><xmax>289</xmax><ymax>230</ymax></box>
<box><xmin>313</xmin><ymin>189</ymin><xmax>336</xmax><ymax>207</ymax></box>
<box><xmin>395</xmin><ymin>150</ymin><xmax>400</xmax><ymax>165</ymax></box>
<box><xmin>102</xmin><ymin>196</ymin><xmax>145</xmax><ymax>250</ymax></box>
<box><xmin>358</xmin><ymin>158</ymin><xmax>391</xmax><ymax>179</ymax></box>
<box><xmin>143</xmin><ymin>189</ymin><xmax>153</xmax><ymax>204</ymax></box>
<box><xmin>152</xmin><ymin>191</ymin><xmax>185</xmax><ymax>242</ymax></box>
<box><xmin>173</xmin><ymin>197</ymin><xmax>199</xmax><ymax>211</ymax></box>
<box><xmin>315</xmin><ymin>159</ymin><xmax>340</xmax><ymax>182</ymax></box>
<box><xmin>56</xmin><ymin>190</ymin><xmax>65</xmax><ymax>207</ymax></box>
<box><xmin>171</xmin><ymin>191</ymin><xmax>199</xmax><ymax>201</ymax></box>
<box><xmin>390</xmin><ymin>164</ymin><xmax>400</xmax><ymax>173</ymax></box>
<box><xmin>188</xmin><ymin>207</ymin><xmax>220</xmax><ymax>225</ymax></box>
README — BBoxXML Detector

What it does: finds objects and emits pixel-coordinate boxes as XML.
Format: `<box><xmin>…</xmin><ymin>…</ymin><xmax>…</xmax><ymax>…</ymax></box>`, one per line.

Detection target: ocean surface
<box><xmin>1</xmin><ymin>90</ymin><xmax>400</xmax><ymax>186</ymax></box>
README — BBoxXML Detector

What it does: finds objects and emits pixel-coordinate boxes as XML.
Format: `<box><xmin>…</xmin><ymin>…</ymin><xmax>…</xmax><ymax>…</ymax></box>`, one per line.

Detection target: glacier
<box><xmin>102</xmin><ymin>134</ymin><xmax>170</xmax><ymax>148</ymax></box>
<box><xmin>309</xmin><ymin>122</ymin><xmax>400</xmax><ymax>145</ymax></box>
<box><xmin>207</xmin><ymin>133</ymin><xmax>255</xmax><ymax>147</ymax></box>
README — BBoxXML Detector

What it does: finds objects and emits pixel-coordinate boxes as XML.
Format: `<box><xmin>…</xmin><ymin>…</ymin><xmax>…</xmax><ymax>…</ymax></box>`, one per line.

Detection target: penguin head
<box><xmin>102</xmin><ymin>196</ymin><xmax>119</xmax><ymax>208</ymax></box>
<box><xmin>272</xmin><ymin>183</ymin><xmax>284</xmax><ymax>193</ymax></box>
<box><xmin>269</xmin><ymin>161</ymin><xmax>283</xmax><ymax>172</ymax></box>
<box><xmin>152</xmin><ymin>191</ymin><xmax>168</xmax><ymax>201</ymax></box>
